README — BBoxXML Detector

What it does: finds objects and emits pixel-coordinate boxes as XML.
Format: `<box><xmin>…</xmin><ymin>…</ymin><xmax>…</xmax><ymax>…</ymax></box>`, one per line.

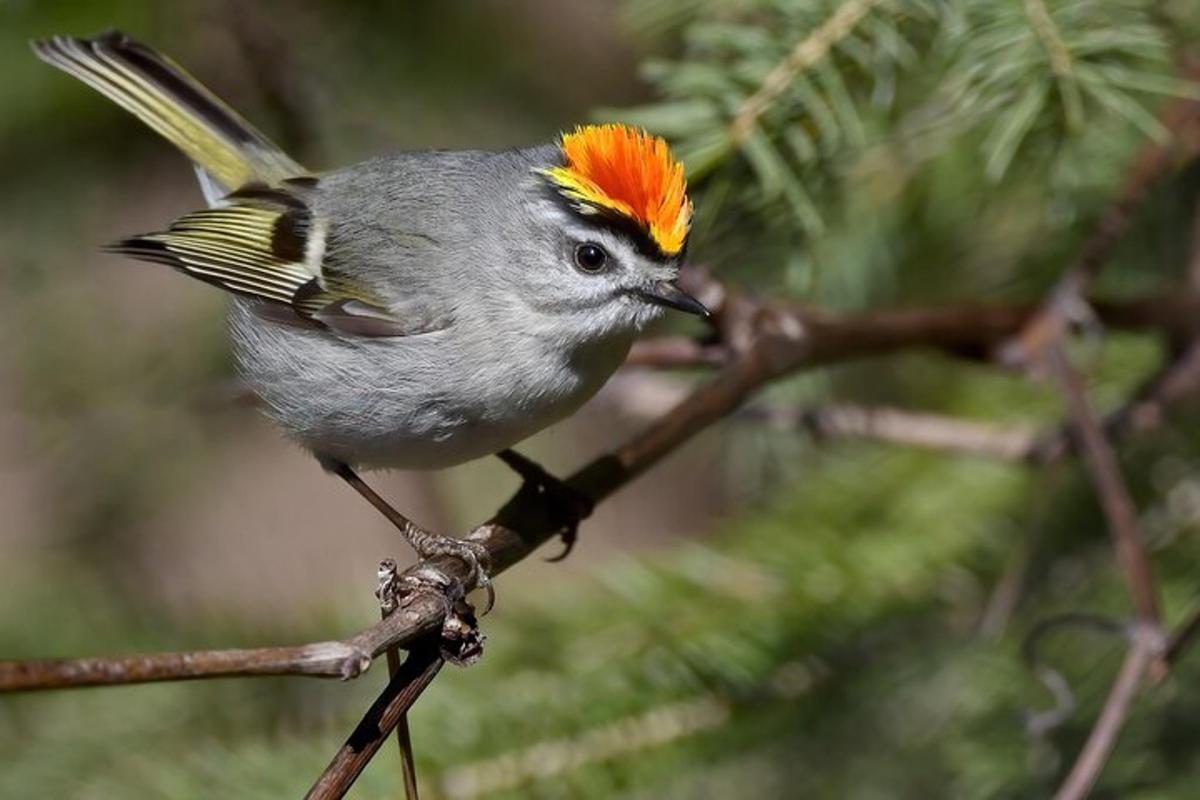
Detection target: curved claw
<box><xmin>495</xmin><ymin>450</ymin><xmax>592</xmax><ymax>564</ymax></box>
<box><xmin>463</xmin><ymin>542</ymin><xmax>495</xmax><ymax>615</ymax></box>
<box><xmin>544</xmin><ymin>524</ymin><xmax>579</xmax><ymax>563</ymax></box>
<box><xmin>478</xmin><ymin>581</ymin><xmax>496</xmax><ymax>615</ymax></box>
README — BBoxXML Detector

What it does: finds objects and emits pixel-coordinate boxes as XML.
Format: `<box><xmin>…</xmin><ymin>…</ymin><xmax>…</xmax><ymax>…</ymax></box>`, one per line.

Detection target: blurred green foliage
<box><xmin>6</xmin><ymin>0</ymin><xmax>1200</xmax><ymax>798</ymax></box>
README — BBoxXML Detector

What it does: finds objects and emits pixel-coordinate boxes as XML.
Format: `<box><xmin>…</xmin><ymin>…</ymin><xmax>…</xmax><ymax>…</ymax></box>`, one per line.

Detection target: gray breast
<box><xmin>227</xmin><ymin>298</ymin><xmax>631</xmax><ymax>469</ymax></box>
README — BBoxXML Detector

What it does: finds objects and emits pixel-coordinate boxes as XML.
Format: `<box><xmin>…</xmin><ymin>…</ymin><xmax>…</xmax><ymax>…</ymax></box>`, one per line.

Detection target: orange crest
<box><xmin>541</xmin><ymin>124</ymin><xmax>692</xmax><ymax>257</ymax></box>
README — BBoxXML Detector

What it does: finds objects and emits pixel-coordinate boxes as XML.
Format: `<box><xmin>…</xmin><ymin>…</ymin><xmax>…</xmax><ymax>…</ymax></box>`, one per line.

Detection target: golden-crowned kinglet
<box><xmin>33</xmin><ymin>32</ymin><xmax>705</xmax><ymax>588</ymax></box>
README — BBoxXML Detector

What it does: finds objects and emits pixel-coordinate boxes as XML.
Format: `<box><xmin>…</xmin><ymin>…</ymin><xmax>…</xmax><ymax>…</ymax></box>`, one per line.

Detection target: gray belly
<box><xmin>227</xmin><ymin>302</ymin><xmax>631</xmax><ymax>469</ymax></box>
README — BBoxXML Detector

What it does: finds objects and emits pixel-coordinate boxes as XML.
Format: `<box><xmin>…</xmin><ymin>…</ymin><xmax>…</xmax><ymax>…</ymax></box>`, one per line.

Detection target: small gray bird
<box><xmin>32</xmin><ymin>31</ymin><xmax>704</xmax><ymax>589</ymax></box>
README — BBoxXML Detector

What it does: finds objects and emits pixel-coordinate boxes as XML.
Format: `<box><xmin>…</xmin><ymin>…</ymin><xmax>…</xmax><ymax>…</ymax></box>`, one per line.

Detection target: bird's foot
<box><xmin>377</xmin><ymin>558</ymin><xmax>486</xmax><ymax>665</ymax></box>
<box><xmin>496</xmin><ymin>449</ymin><xmax>595</xmax><ymax>561</ymax></box>
<box><xmin>405</xmin><ymin>528</ymin><xmax>495</xmax><ymax>614</ymax></box>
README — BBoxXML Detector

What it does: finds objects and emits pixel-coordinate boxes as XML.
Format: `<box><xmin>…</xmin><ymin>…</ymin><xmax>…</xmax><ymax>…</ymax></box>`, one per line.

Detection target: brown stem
<box><xmin>305</xmin><ymin>642</ymin><xmax>443</xmax><ymax>800</ymax></box>
<box><xmin>1053</xmin><ymin>628</ymin><xmax>1160</xmax><ymax>800</ymax></box>
<box><xmin>1046</xmin><ymin>346</ymin><xmax>1161</xmax><ymax>625</ymax></box>
<box><xmin>0</xmin><ymin>591</ymin><xmax>447</xmax><ymax>690</ymax></box>
<box><xmin>1031</xmin><ymin>337</ymin><xmax>1200</xmax><ymax>464</ymax></box>
<box><xmin>781</xmin><ymin>405</ymin><xmax>1040</xmax><ymax>461</ymax></box>
<box><xmin>395</xmin><ymin>711</ymin><xmax>419</xmax><ymax>800</ymax></box>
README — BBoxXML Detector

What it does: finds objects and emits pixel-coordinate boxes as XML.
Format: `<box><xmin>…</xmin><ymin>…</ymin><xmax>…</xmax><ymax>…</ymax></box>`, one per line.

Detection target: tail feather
<box><xmin>32</xmin><ymin>31</ymin><xmax>306</xmax><ymax>190</ymax></box>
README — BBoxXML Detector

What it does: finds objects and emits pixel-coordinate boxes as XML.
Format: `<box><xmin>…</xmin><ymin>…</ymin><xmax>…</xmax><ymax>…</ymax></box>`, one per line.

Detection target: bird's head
<box><xmin>504</xmin><ymin>124</ymin><xmax>705</xmax><ymax>344</ymax></box>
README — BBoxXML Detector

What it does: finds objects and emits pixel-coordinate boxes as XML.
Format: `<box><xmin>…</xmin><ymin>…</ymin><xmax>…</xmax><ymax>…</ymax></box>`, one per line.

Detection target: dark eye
<box><xmin>574</xmin><ymin>242</ymin><xmax>609</xmax><ymax>273</ymax></box>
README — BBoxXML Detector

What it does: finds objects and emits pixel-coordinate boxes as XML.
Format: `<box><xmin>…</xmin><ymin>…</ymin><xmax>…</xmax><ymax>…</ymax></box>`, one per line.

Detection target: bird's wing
<box><xmin>109</xmin><ymin>185</ymin><xmax>419</xmax><ymax>337</ymax></box>
<box><xmin>36</xmin><ymin>31</ymin><xmax>432</xmax><ymax>338</ymax></box>
<box><xmin>31</xmin><ymin>31</ymin><xmax>304</xmax><ymax>190</ymax></box>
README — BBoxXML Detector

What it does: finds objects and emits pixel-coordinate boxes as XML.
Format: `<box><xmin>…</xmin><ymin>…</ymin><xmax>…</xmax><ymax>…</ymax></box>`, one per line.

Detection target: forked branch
<box><xmin>6</xmin><ymin>285</ymin><xmax>1200</xmax><ymax>692</ymax></box>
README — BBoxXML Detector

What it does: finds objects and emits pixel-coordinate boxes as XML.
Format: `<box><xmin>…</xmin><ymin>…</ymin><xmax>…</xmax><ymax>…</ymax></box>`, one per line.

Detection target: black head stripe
<box><xmin>543</xmin><ymin>185</ymin><xmax>678</xmax><ymax>262</ymax></box>
<box><xmin>587</xmin><ymin>206</ymin><xmax>671</xmax><ymax>261</ymax></box>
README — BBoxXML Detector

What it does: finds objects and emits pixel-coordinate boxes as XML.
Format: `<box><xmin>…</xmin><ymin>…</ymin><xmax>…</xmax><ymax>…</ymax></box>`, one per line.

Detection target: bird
<box><xmin>31</xmin><ymin>31</ymin><xmax>705</xmax><ymax>594</ymax></box>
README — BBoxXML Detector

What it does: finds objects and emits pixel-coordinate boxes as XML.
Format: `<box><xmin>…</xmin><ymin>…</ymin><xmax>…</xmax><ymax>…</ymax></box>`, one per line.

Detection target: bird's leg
<box><xmin>322</xmin><ymin>458</ymin><xmax>493</xmax><ymax>610</ymax></box>
<box><xmin>496</xmin><ymin>449</ymin><xmax>595</xmax><ymax>561</ymax></box>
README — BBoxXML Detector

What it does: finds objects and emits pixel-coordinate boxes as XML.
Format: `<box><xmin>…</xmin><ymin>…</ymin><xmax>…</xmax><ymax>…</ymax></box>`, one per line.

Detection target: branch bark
<box><xmin>0</xmin><ymin>591</ymin><xmax>447</xmax><ymax>690</ymax></box>
<box><xmin>1046</xmin><ymin>345</ymin><xmax>1161</xmax><ymax>625</ymax></box>
<box><xmin>1053</xmin><ymin>627</ymin><xmax>1161</xmax><ymax>800</ymax></box>
<box><xmin>305</xmin><ymin>642</ymin><xmax>444</xmax><ymax>800</ymax></box>
<box><xmin>7</xmin><ymin>289</ymin><xmax>1200</xmax><ymax>692</ymax></box>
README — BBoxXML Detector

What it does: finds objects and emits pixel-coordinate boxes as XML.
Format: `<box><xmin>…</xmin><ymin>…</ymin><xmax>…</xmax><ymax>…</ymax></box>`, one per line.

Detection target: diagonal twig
<box><xmin>305</xmin><ymin>640</ymin><xmax>444</xmax><ymax>800</ymax></box>
<box><xmin>1035</xmin><ymin>105</ymin><xmax>1200</xmax><ymax>795</ymax></box>
<box><xmin>1053</xmin><ymin>625</ymin><xmax>1161</xmax><ymax>800</ymax></box>
<box><xmin>1000</xmin><ymin>69</ymin><xmax>1200</xmax><ymax>368</ymax></box>
<box><xmin>1045</xmin><ymin>344</ymin><xmax>1161</xmax><ymax>626</ymax></box>
<box><xmin>1031</xmin><ymin>337</ymin><xmax>1200</xmax><ymax>465</ymax></box>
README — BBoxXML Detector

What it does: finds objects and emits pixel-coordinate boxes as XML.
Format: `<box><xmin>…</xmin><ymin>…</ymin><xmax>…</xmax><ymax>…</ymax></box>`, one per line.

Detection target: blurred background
<box><xmin>5</xmin><ymin>0</ymin><xmax>1200</xmax><ymax>797</ymax></box>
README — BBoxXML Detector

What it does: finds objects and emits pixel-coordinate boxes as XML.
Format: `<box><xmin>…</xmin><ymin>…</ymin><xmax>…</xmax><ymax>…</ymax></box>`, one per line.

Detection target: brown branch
<box><xmin>1046</xmin><ymin>345</ymin><xmax>1161</xmax><ymax>625</ymax></box>
<box><xmin>612</xmin><ymin>341</ymin><xmax>1200</xmax><ymax>468</ymax></box>
<box><xmin>1053</xmin><ymin>626</ymin><xmax>1161</xmax><ymax>800</ymax></box>
<box><xmin>602</xmin><ymin>372</ymin><xmax>1043</xmax><ymax>460</ymax></box>
<box><xmin>1030</xmin><ymin>337</ymin><xmax>1200</xmax><ymax>464</ymax></box>
<box><xmin>3</xmin><ymin>258</ymin><xmax>1198</xmax><ymax>798</ymax></box>
<box><xmin>624</xmin><ymin>291</ymin><xmax>1200</xmax><ymax>374</ymax></box>
<box><xmin>0</xmin><ymin>591</ymin><xmax>447</xmax><ymax>690</ymax></box>
<box><xmin>774</xmin><ymin>405</ymin><xmax>1041</xmax><ymax>460</ymax></box>
<box><xmin>1043</xmin><ymin>347</ymin><xmax>1168</xmax><ymax>800</ymax></box>
<box><xmin>802</xmin><ymin>295</ymin><xmax>1199</xmax><ymax>366</ymax></box>
<box><xmin>305</xmin><ymin>641</ymin><xmax>444</xmax><ymax>800</ymax></box>
<box><xmin>1027</xmin><ymin>104</ymin><xmax>1200</xmax><ymax>798</ymax></box>
<box><xmin>10</xmin><ymin>289</ymin><xmax>1200</xmax><ymax>692</ymax></box>
<box><xmin>1001</xmin><ymin>85</ymin><xmax>1200</xmax><ymax>367</ymax></box>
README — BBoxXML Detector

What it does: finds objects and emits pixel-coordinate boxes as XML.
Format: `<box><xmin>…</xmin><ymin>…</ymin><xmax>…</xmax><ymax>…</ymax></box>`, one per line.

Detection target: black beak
<box><xmin>634</xmin><ymin>280</ymin><xmax>710</xmax><ymax>317</ymax></box>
